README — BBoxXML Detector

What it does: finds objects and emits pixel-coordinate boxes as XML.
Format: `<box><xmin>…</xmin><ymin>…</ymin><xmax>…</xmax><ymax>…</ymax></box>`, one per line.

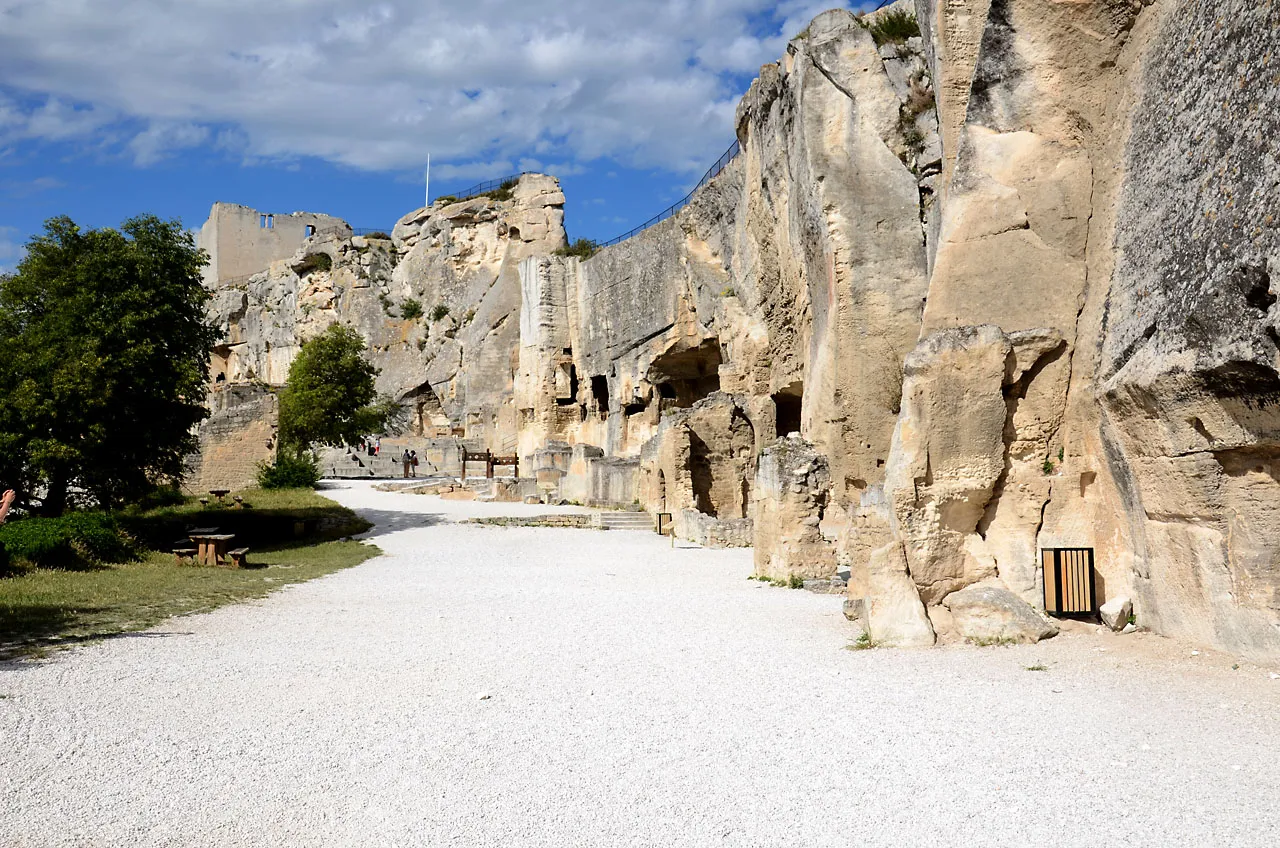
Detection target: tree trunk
<box><xmin>42</xmin><ymin>472</ymin><xmax>69</xmax><ymax>517</ymax></box>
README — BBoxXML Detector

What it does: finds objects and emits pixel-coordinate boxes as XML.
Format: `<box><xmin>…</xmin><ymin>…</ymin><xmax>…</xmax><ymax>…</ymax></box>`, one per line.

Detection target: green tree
<box><xmin>0</xmin><ymin>216</ymin><xmax>217</xmax><ymax>515</ymax></box>
<box><xmin>276</xmin><ymin>323</ymin><xmax>394</xmax><ymax>454</ymax></box>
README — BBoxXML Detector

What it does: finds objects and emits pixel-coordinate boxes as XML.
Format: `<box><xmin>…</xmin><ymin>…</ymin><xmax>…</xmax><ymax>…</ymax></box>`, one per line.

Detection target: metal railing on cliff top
<box><xmin>596</xmin><ymin>139</ymin><xmax>741</xmax><ymax>248</ymax></box>
<box><xmin>246</xmin><ymin>140</ymin><xmax>742</xmax><ymax>264</ymax></box>
<box><xmin>435</xmin><ymin>173</ymin><xmax>531</xmax><ymax>205</ymax></box>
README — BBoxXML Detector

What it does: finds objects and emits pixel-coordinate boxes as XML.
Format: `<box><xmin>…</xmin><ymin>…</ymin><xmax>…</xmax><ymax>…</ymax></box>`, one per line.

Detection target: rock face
<box><xmin>204</xmin><ymin>174</ymin><xmax>567</xmax><ymax>453</ymax></box>
<box><xmin>196</xmin><ymin>0</ymin><xmax>1280</xmax><ymax>662</ymax></box>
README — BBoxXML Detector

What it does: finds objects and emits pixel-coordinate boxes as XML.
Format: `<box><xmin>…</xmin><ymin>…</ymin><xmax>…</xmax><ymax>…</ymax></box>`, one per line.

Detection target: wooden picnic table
<box><xmin>209</xmin><ymin>489</ymin><xmax>231</xmax><ymax>503</ymax></box>
<box><xmin>190</xmin><ymin>533</ymin><xmax>236</xmax><ymax>567</ymax></box>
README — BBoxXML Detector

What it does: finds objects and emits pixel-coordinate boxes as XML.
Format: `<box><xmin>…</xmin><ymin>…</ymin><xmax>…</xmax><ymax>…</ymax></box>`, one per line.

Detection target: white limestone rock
<box><xmin>1100</xmin><ymin>597</ymin><xmax>1133</xmax><ymax>633</ymax></box>
<box><xmin>943</xmin><ymin>583</ymin><xmax>1059</xmax><ymax>645</ymax></box>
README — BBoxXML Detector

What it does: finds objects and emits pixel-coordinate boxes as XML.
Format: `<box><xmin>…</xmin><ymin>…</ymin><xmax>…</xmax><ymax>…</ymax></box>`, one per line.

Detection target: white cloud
<box><xmin>0</xmin><ymin>0</ymin><xmax>869</xmax><ymax>174</ymax></box>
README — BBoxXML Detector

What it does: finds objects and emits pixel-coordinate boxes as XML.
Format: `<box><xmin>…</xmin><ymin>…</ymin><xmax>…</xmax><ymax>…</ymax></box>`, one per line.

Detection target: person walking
<box><xmin>410</xmin><ymin>451</ymin><xmax>419</xmax><ymax>478</ymax></box>
<box><xmin>401</xmin><ymin>449</ymin><xmax>412</xmax><ymax>478</ymax></box>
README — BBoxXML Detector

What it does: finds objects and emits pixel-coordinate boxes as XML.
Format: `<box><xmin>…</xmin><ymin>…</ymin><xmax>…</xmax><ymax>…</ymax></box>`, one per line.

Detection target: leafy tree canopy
<box><xmin>0</xmin><ymin>215</ymin><xmax>218</xmax><ymax>516</ymax></box>
<box><xmin>277</xmin><ymin>323</ymin><xmax>395</xmax><ymax>453</ymax></box>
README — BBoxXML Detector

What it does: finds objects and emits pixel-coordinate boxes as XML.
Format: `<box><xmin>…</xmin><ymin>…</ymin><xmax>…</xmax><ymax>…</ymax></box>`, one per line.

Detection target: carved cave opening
<box><xmin>556</xmin><ymin>362</ymin><xmax>579</xmax><ymax>405</ymax></box>
<box><xmin>403</xmin><ymin>381</ymin><xmax>445</xmax><ymax>436</ymax></box>
<box><xmin>591</xmin><ymin>375</ymin><xmax>610</xmax><ymax>419</ymax></box>
<box><xmin>649</xmin><ymin>339</ymin><xmax>723</xmax><ymax>409</ymax></box>
<box><xmin>772</xmin><ymin>380</ymin><xmax>803</xmax><ymax>437</ymax></box>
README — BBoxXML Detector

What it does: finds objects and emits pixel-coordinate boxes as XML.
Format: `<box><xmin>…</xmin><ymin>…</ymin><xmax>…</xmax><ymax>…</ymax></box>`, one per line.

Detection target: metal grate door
<box><xmin>1042</xmin><ymin>548</ymin><xmax>1096</xmax><ymax>616</ymax></box>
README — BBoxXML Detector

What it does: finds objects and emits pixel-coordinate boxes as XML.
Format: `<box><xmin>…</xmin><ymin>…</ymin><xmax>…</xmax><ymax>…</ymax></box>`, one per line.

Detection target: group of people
<box><xmin>401</xmin><ymin>450</ymin><xmax>420</xmax><ymax>478</ymax></box>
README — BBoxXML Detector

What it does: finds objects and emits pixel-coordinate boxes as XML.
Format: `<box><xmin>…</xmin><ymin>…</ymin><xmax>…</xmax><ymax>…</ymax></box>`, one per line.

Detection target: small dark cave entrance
<box><xmin>772</xmin><ymin>380</ymin><xmax>803</xmax><ymax>437</ymax></box>
<box><xmin>591</xmin><ymin>375</ymin><xmax>610</xmax><ymax>419</ymax></box>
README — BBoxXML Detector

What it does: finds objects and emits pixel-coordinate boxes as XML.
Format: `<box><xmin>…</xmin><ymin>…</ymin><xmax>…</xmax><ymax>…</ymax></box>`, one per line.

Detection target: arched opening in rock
<box><xmin>689</xmin><ymin>431</ymin><xmax>716</xmax><ymax>516</ymax></box>
<box><xmin>648</xmin><ymin>339</ymin><xmax>722</xmax><ymax>409</ymax></box>
<box><xmin>772</xmin><ymin>380</ymin><xmax>803</xmax><ymax>437</ymax></box>
<box><xmin>402</xmin><ymin>381</ymin><xmax>445</xmax><ymax>436</ymax></box>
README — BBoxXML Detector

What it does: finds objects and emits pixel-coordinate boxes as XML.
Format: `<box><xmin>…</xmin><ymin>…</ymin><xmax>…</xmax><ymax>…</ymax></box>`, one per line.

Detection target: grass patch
<box><xmin>1025</xmin><ymin>664</ymin><xmax>1049</xmax><ymax>671</ymax></box>
<box><xmin>846</xmin><ymin>631</ymin><xmax>878</xmax><ymax>651</ymax></box>
<box><xmin>788</xmin><ymin>573</ymin><xmax>805</xmax><ymax>589</ymax></box>
<box><xmin>969</xmin><ymin>635</ymin><xmax>1018</xmax><ymax>647</ymax></box>
<box><xmin>0</xmin><ymin>539</ymin><xmax>379</xmax><ymax>661</ymax></box>
<box><xmin>0</xmin><ymin>487</ymin><xmax>376</xmax><ymax>659</ymax></box>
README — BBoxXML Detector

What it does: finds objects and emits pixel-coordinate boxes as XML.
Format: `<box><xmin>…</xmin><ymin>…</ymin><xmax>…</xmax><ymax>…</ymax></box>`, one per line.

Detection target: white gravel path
<box><xmin>3</xmin><ymin>480</ymin><xmax>1279</xmax><ymax>847</ymax></box>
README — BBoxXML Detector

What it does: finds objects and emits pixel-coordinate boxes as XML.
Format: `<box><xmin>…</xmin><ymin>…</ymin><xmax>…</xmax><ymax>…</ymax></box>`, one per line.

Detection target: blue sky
<box><xmin>0</xmin><ymin>0</ymin><xmax>874</xmax><ymax>271</ymax></box>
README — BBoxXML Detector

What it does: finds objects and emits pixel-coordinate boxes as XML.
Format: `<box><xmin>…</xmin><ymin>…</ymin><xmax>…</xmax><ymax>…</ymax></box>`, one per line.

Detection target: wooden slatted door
<box><xmin>1042</xmin><ymin>548</ymin><xmax>1096</xmax><ymax>616</ymax></box>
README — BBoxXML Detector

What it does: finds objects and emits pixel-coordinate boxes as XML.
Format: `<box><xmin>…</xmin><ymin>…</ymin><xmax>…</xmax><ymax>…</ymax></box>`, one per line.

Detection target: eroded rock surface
<box><xmin>195</xmin><ymin>0</ymin><xmax>1280</xmax><ymax>661</ymax></box>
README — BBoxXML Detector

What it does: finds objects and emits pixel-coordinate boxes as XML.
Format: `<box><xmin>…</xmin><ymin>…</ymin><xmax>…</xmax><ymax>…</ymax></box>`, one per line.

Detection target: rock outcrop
<box><xmin>195</xmin><ymin>0</ymin><xmax>1280</xmax><ymax>662</ymax></box>
<box><xmin>205</xmin><ymin>174</ymin><xmax>566</xmax><ymax>451</ymax></box>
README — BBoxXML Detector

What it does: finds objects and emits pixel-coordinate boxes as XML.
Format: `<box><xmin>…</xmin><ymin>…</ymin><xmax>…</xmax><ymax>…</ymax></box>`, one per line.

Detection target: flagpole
<box><xmin>425</xmin><ymin>154</ymin><xmax>431</xmax><ymax>209</ymax></box>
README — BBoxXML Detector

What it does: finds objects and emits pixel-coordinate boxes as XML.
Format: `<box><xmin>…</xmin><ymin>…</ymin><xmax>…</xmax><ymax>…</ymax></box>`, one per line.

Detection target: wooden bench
<box><xmin>172</xmin><ymin>547</ymin><xmax>198</xmax><ymax>565</ymax></box>
<box><xmin>227</xmin><ymin>547</ymin><xmax>251</xmax><ymax>569</ymax></box>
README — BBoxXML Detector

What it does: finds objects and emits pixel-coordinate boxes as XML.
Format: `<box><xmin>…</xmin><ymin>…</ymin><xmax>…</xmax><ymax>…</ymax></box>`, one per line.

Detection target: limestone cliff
<box><xmin>205</xmin><ymin>174</ymin><xmax>566</xmax><ymax>449</ymax></box>
<box><xmin>195</xmin><ymin>0</ymin><xmax>1280</xmax><ymax>662</ymax></box>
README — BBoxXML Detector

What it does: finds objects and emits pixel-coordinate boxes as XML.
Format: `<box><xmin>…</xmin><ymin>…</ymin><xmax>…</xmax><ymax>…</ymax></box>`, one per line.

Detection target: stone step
<box><xmin>599</xmin><ymin>512</ymin><xmax>654</xmax><ymax>531</ymax></box>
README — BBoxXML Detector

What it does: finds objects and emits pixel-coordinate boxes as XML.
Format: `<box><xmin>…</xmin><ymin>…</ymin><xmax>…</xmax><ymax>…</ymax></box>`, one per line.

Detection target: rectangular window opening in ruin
<box><xmin>772</xmin><ymin>380</ymin><xmax>803</xmax><ymax>438</ymax></box>
<box><xmin>591</xmin><ymin>375</ymin><xmax>610</xmax><ymax>420</ymax></box>
<box><xmin>556</xmin><ymin>363</ymin><xmax>579</xmax><ymax>405</ymax></box>
<box><xmin>305</xmin><ymin>224</ymin><xmax>316</xmax><ymax>237</ymax></box>
<box><xmin>1041</xmin><ymin>548</ymin><xmax>1097</xmax><ymax>618</ymax></box>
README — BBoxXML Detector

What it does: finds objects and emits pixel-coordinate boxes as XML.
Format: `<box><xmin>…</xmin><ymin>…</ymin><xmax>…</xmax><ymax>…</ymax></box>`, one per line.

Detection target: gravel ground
<box><xmin>3</xmin><ymin>480</ymin><xmax>1279</xmax><ymax>847</ymax></box>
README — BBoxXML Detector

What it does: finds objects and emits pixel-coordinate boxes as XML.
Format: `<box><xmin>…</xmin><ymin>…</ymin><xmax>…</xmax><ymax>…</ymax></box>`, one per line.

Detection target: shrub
<box><xmin>257</xmin><ymin>453</ymin><xmax>321</xmax><ymax>490</ymax></box>
<box><xmin>400</xmin><ymin>298</ymin><xmax>424</xmax><ymax>320</ymax></box>
<box><xmin>296</xmin><ymin>252</ymin><xmax>333</xmax><ymax>275</ymax></box>
<box><xmin>129</xmin><ymin>485</ymin><xmax>187</xmax><ymax>511</ymax></box>
<box><xmin>0</xmin><ymin>512</ymin><xmax>140</xmax><ymax>571</ymax></box>
<box><xmin>365</xmin><ymin>231</ymin><xmax>391</xmax><ymax>240</ymax></box>
<box><xmin>486</xmin><ymin>178</ymin><xmax>518</xmax><ymax>203</ymax></box>
<box><xmin>433</xmin><ymin>195</ymin><xmax>459</xmax><ymax>207</ymax></box>
<box><xmin>553</xmin><ymin>238</ymin><xmax>598</xmax><ymax>260</ymax></box>
<box><xmin>430</xmin><ymin>304</ymin><xmax>450</xmax><ymax>322</ymax></box>
<box><xmin>788</xmin><ymin>573</ymin><xmax>804</xmax><ymax>589</ymax></box>
<box><xmin>869</xmin><ymin>9</ymin><xmax>920</xmax><ymax>45</ymax></box>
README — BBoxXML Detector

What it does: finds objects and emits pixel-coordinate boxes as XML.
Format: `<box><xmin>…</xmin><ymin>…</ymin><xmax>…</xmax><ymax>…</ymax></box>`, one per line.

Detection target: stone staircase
<box><xmin>597</xmin><ymin>511</ymin><xmax>654</xmax><ymax>532</ymax></box>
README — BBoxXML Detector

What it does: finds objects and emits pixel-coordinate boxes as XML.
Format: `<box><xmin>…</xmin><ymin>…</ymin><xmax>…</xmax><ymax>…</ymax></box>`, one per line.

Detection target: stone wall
<box><xmin>197</xmin><ymin>202</ymin><xmax>349</xmax><ymax>285</ymax></box>
<box><xmin>184</xmin><ymin>384</ymin><xmax>278</xmax><ymax>493</ymax></box>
